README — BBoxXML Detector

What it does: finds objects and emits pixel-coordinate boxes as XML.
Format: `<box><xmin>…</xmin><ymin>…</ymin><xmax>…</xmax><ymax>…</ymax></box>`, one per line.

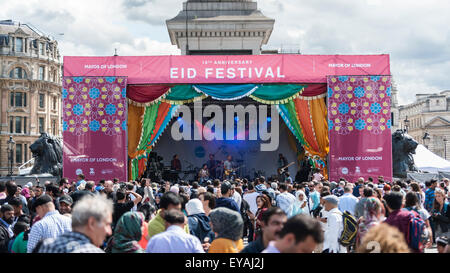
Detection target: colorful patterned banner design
<box><xmin>327</xmin><ymin>76</ymin><xmax>392</xmax><ymax>183</ymax></box>
<box><xmin>63</xmin><ymin>76</ymin><xmax>128</xmax><ymax>182</ymax></box>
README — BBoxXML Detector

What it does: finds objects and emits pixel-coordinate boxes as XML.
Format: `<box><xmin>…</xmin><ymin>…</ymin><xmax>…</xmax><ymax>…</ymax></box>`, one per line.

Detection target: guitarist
<box><xmin>277</xmin><ymin>153</ymin><xmax>289</xmax><ymax>182</ymax></box>
<box><xmin>223</xmin><ymin>155</ymin><xmax>235</xmax><ymax>180</ymax></box>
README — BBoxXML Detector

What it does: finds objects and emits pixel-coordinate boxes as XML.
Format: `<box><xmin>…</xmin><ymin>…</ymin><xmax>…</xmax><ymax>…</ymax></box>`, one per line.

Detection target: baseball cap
<box><xmin>59</xmin><ymin>195</ymin><xmax>73</xmax><ymax>205</ymax></box>
<box><xmin>33</xmin><ymin>194</ymin><xmax>53</xmax><ymax>209</ymax></box>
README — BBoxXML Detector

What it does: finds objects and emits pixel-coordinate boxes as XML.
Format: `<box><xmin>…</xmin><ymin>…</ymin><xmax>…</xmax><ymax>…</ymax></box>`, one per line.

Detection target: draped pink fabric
<box><xmin>127</xmin><ymin>85</ymin><xmax>172</xmax><ymax>103</ymax></box>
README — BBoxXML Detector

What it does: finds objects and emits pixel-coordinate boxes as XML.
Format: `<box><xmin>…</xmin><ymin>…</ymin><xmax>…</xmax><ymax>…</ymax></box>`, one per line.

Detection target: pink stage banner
<box><xmin>62</xmin><ymin>76</ymin><xmax>128</xmax><ymax>183</ymax></box>
<box><xmin>327</xmin><ymin>76</ymin><xmax>392</xmax><ymax>183</ymax></box>
<box><xmin>64</xmin><ymin>55</ymin><xmax>390</xmax><ymax>84</ymax></box>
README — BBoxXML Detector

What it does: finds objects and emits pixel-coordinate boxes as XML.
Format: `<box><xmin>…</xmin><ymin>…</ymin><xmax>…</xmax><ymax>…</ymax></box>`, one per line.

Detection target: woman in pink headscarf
<box><xmin>21</xmin><ymin>188</ymin><xmax>31</xmax><ymax>201</ymax></box>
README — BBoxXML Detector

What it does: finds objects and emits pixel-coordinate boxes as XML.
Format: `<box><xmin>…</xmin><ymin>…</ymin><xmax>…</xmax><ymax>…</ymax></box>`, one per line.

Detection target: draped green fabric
<box><xmin>137</xmin><ymin>102</ymin><xmax>160</xmax><ymax>151</ymax></box>
<box><xmin>132</xmin><ymin>158</ymin><xmax>139</xmax><ymax>181</ymax></box>
<box><xmin>164</xmin><ymin>85</ymin><xmax>203</xmax><ymax>104</ymax></box>
<box><xmin>193</xmin><ymin>84</ymin><xmax>258</xmax><ymax>100</ymax></box>
<box><xmin>285</xmin><ymin>100</ymin><xmax>310</xmax><ymax>148</ymax></box>
<box><xmin>250</xmin><ymin>84</ymin><xmax>306</xmax><ymax>104</ymax></box>
<box><xmin>162</xmin><ymin>84</ymin><xmax>306</xmax><ymax>104</ymax></box>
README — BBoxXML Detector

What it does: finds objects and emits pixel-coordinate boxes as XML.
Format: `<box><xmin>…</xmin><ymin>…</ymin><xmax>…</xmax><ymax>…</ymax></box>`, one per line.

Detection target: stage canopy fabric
<box><xmin>126</xmin><ymin>83</ymin><xmax>329</xmax><ymax>180</ymax></box>
<box><xmin>413</xmin><ymin>144</ymin><xmax>450</xmax><ymax>173</ymax></box>
<box><xmin>63</xmin><ymin>54</ymin><xmax>391</xmax><ymax>181</ymax></box>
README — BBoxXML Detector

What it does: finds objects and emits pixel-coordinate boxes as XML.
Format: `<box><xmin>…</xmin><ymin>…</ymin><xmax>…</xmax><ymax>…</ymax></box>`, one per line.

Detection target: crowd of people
<box><xmin>0</xmin><ymin>172</ymin><xmax>449</xmax><ymax>253</ymax></box>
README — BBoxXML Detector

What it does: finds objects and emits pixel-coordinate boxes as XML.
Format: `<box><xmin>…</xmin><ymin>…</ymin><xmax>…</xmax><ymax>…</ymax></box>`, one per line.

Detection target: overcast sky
<box><xmin>1</xmin><ymin>0</ymin><xmax>449</xmax><ymax>105</ymax></box>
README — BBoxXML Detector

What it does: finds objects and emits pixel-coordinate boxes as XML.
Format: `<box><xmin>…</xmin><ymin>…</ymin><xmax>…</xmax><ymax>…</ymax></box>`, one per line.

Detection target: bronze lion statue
<box><xmin>30</xmin><ymin>133</ymin><xmax>63</xmax><ymax>178</ymax></box>
<box><xmin>392</xmin><ymin>130</ymin><xmax>418</xmax><ymax>178</ymax></box>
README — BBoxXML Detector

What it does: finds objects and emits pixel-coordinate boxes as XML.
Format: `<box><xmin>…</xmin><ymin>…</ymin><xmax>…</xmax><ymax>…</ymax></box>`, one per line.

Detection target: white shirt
<box><xmin>323</xmin><ymin>208</ymin><xmax>346</xmax><ymax>253</ymax></box>
<box><xmin>232</xmin><ymin>191</ymin><xmax>242</xmax><ymax>210</ymax></box>
<box><xmin>243</xmin><ymin>191</ymin><xmax>260</xmax><ymax>215</ymax></box>
<box><xmin>146</xmin><ymin>225</ymin><xmax>204</xmax><ymax>253</ymax></box>
<box><xmin>262</xmin><ymin>241</ymin><xmax>281</xmax><ymax>253</ymax></box>
<box><xmin>338</xmin><ymin>193</ymin><xmax>359</xmax><ymax>216</ymax></box>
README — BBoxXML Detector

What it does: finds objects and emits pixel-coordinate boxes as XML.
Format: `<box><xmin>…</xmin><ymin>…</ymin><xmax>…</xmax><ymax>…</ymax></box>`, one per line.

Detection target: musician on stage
<box><xmin>206</xmin><ymin>154</ymin><xmax>219</xmax><ymax>179</ymax></box>
<box><xmin>278</xmin><ymin>153</ymin><xmax>288</xmax><ymax>171</ymax></box>
<box><xmin>198</xmin><ymin>164</ymin><xmax>210</xmax><ymax>186</ymax></box>
<box><xmin>223</xmin><ymin>155</ymin><xmax>235</xmax><ymax>180</ymax></box>
<box><xmin>277</xmin><ymin>153</ymin><xmax>289</xmax><ymax>182</ymax></box>
<box><xmin>170</xmin><ymin>154</ymin><xmax>181</xmax><ymax>171</ymax></box>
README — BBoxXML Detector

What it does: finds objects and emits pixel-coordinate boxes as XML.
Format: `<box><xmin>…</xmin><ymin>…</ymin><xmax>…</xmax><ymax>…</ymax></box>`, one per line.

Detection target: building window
<box><xmin>9</xmin><ymin>67</ymin><xmax>27</xmax><ymax>79</ymax></box>
<box><xmin>52</xmin><ymin>96</ymin><xmax>57</xmax><ymax>110</ymax></box>
<box><xmin>23</xmin><ymin>117</ymin><xmax>27</xmax><ymax>134</ymax></box>
<box><xmin>39</xmin><ymin>117</ymin><xmax>45</xmax><ymax>133</ymax></box>
<box><xmin>39</xmin><ymin>93</ymin><xmax>45</xmax><ymax>108</ymax></box>
<box><xmin>39</xmin><ymin>42</ymin><xmax>45</xmax><ymax>55</ymax></box>
<box><xmin>9</xmin><ymin>117</ymin><xmax>13</xmax><ymax>133</ymax></box>
<box><xmin>15</xmin><ymin>117</ymin><xmax>22</xmax><ymax>134</ymax></box>
<box><xmin>10</xmin><ymin>92</ymin><xmax>27</xmax><ymax>107</ymax></box>
<box><xmin>15</xmin><ymin>37</ymin><xmax>23</xmax><ymax>52</ymax></box>
<box><xmin>16</xmin><ymin>144</ymin><xmax>23</xmax><ymax>164</ymax></box>
<box><xmin>39</xmin><ymin>66</ymin><xmax>45</xmax><ymax>80</ymax></box>
<box><xmin>24</xmin><ymin>144</ymin><xmax>28</xmax><ymax>163</ymax></box>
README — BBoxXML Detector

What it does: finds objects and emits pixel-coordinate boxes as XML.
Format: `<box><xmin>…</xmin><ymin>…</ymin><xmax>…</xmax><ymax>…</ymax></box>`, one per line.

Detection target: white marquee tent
<box><xmin>413</xmin><ymin>144</ymin><xmax>450</xmax><ymax>173</ymax></box>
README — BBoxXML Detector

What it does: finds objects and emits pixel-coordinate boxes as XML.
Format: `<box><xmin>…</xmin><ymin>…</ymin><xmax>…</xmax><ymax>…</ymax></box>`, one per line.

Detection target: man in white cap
<box><xmin>322</xmin><ymin>195</ymin><xmax>346</xmax><ymax>253</ymax></box>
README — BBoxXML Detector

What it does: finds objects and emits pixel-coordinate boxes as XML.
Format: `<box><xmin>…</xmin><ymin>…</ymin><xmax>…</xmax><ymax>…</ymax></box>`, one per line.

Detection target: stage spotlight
<box><xmin>235</xmin><ymin>115</ymin><xmax>239</xmax><ymax>122</ymax></box>
<box><xmin>267</xmin><ymin>117</ymin><xmax>272</xmax><ymax>123</ymax></box>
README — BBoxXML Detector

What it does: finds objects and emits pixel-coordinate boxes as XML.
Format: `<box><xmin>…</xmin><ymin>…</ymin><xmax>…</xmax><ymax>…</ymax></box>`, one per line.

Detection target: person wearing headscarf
<box><xmin>208</xmin><ymin>207</ymin><xmax>244</xmax><ymax>253</ymax></box>
<box><xmin>185</xmin><ymin>199</ymin><xmax>215</xmax><ymax>243</ymax></box>
<box><xmin>154</xmin><ymin>193</ymin><xmax>163</xmax><ymax>210</ymax></box>
<box><xmin>288</xmin><ymin>190</ymin><xmax>308</xmax><ymax>218</ymax></box>
<box><xmin>110</xmin><ymin>211</ymin><xmax>145</xmax><ymax>253</ymax></box>
<box><xmin>356</xmin><ymin>197</ymin><xmax>383</xmax><ymax>247</ymax></box>
<box><xmin>21</xmin><ymin>188</ymin><xmax>31</xmax><ymax>201</ymax></box>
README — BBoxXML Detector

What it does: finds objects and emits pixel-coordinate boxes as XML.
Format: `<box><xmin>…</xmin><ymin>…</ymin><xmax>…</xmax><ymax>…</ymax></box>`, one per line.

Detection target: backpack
<box><xmin>406</xmin><ymin>211</ymin><xmax>426</xmax><ymax>252</ymax></box>
<box><xmin>338</xmin><ymin>211</ymin><xmax>358</xmax><ymax>247</ymax></box>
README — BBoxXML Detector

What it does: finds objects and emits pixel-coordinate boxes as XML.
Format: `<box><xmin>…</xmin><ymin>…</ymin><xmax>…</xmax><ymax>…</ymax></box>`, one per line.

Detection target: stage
<box><xmin>61</xmin><ymin>54</ymin><xmax>393</xmax><ymax>184</ymax></box>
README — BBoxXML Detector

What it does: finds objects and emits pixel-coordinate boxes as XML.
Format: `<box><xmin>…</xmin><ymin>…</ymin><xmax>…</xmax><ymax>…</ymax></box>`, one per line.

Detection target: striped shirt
<box><xmin>27</xmin><ymin>210</ymin><xmax>72</xmax><ymax>253</ymax></box>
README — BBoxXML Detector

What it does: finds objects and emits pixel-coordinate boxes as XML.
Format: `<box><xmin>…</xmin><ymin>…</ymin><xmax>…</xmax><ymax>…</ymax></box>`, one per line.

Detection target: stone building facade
<box><xmin>397</xmin><ymin>91</ymin><xmax>450</xmax><ymax>160</ymax></box>
<box><xmin>166</xmin><ymin>0</ymin><xmax>274</xmax><ymax>55</ymax></box>
<box><xmin>0</xmin><ymin>20</ymin><xmax>62</xmax><ymax>175</ymax></box>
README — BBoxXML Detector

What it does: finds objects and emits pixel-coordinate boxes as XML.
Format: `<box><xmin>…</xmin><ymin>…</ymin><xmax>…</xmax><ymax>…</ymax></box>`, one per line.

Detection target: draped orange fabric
<box><xmin>127</xmin><ymin>104</ymin><xmax>145</xmax><ymax>158</ymax></box>
<box><xmin>310</xmin><ymin>98</ymin><xmax>329</xmax><ymax>178</ymax></box>
<box><xmin>310</xmin><ymin>98</ymin><xmax>329</xmax><ymax>156</ymax></box>
<box><xmin>294</xmin><ymin>98</ymin><xmax>320</xmax><ymax>154</ymax></box>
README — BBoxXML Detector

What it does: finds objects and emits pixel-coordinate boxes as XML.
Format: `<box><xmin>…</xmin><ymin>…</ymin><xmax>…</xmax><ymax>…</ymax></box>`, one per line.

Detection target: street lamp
<box><xmin>423</xmin><ymin>132</ymin><xmax>430</xmax><ymax>149</ymax></box>
<box><xmin>403</xmin><ymin>116</ymin><xmax>410</xmax><ymax>133</ymax></box>
<box><xmin>444</xmin><ymin>137</ymin><xmax>448</xmax><ymax>160</ymax></box>
<box><xmin>7</xmin><ymin>136</ymin><xmax>15</xmax><ymax>176</ymax></box>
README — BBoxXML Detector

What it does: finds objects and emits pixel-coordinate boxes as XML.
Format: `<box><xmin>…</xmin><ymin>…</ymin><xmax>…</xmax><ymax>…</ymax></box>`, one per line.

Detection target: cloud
<box><xmin>121</xmin><ymin>0</ymin><xmax>182</xmax><ymax>26</ymax></box>
<box><xmin>1</xmin><ymin>0</ymin><xmax>448</xmax><ymax>105</ymax></box>
<box><xmin>258</xmin><ymin>0</ymin><xmax>450</xmax><ymax>105</ymax></box>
